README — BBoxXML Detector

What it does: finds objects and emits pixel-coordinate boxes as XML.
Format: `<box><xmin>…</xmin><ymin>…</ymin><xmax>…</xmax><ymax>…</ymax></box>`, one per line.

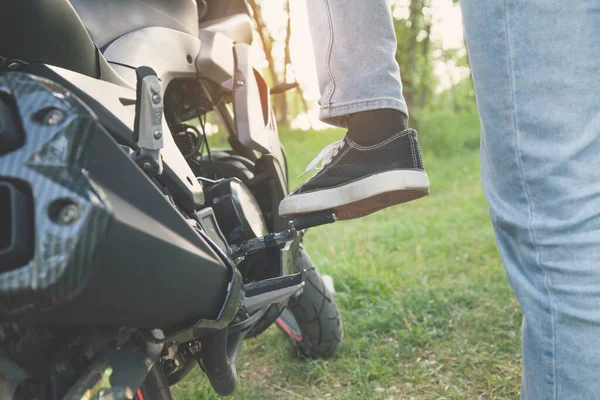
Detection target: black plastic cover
<box><xmin>0</xmin><ymin>97</ymin><xmax>23</xmax><ymax>155</ymax></box>
<box><xmin>204</xmin><ymin>178</ymin><xmax>267</xmax><ymax>245</ymax></box>
<box><xmin>0</xmin><ymin>0</ymin><xmax>100</xmax><ymax>78</ymax></box>
<box><xmin>0</xmin><ymin>72</ymin><xmax>231</xmax><ymax>329</ymax></box>
<box><xmin>0</xmin><ymin>181</ymin><xmax>33</xmax><ymax>271</ymax></box>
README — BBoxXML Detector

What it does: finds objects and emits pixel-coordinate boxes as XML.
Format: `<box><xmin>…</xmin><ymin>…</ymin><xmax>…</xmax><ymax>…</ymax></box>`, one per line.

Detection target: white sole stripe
<box><xmin>279</xmin><ymin>169</ymin><xmax>430</xmax><ymax>216</ymax></box>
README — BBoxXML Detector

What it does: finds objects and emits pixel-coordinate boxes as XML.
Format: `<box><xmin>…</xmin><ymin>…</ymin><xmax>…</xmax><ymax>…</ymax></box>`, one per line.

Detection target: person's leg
<box><xmin>460</xmin><ymin>0</ymin><xmax>600</xmax><ymax>398</ymax></box>
<box><xmin>279</xmin><ymin>0</ymin><xmax>429</xmax><ymax>219</ymax></box>
<box><xmin>303</xmin><ymin>0</ymin><xmax>407</xmax><ymax>129</ymax></box>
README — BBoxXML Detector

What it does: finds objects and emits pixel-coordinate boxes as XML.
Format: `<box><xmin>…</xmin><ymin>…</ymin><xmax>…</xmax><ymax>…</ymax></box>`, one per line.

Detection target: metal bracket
<box><xmin>133</xmin><ymin>66</ymin><xmax>164</xmax><ymax>176</ymax></box>
<box><xmin>242</xmin><ymin>270</ymin><xmax>306</xmax><ymax>314</ymax></box>
<box><xmin>230</xmin><ymin>228</ymin><xmax>295</xmax><ymax>258</ymax></box>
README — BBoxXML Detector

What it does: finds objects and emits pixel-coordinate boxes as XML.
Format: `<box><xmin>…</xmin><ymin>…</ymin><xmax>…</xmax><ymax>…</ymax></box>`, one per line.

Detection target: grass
<box><xmin>174</xmin><ymin>112</ymin><xmax>523</xmax><ymax>399</ymax></box>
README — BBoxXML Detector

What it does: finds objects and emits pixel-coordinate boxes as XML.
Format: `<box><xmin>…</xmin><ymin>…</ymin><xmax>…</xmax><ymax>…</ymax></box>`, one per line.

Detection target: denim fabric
<box><xmin>306</xmin><ymin>0</ymin><xmax>408</xmax><ymax>127</ymax></box>
<box><xmin>458</xmin><ymin>0</ymin><xmax>600</xmax><ymax>398</ymax></box>
<box><xmin>308</xmin><ymin>0</ymin><xmax>600</xmax><ymax>396</ymax></box>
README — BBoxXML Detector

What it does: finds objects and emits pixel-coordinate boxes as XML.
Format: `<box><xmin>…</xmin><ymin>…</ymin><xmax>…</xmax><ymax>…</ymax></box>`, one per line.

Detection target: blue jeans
<box><xmin>305</xmin><ymin>0</ymin><xmax>408</xmax><ymax>127</ymax></box>
<box><xmin>459</xmin><ymin>0</ymin><xmax>600</xmax><ymax>398</ymax></box>
<box><xmin>308</xmin><ymin>0</ymin><xmax>600</xmax><ymax>398</ymax></box>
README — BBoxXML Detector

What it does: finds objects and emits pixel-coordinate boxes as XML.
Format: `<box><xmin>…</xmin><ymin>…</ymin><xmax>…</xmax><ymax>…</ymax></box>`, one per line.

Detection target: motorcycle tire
<box><xmin>276</xmin><ymin>247</ymin><xmax>343</xmax><ymax>358</ymax></box>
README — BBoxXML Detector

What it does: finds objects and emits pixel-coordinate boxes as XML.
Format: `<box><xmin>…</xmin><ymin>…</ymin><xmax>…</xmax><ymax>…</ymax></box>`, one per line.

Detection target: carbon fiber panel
<box><xmin>0</xmin><ymin>72</ymin><xmax>231</xmax><ymax>328</ymax></box>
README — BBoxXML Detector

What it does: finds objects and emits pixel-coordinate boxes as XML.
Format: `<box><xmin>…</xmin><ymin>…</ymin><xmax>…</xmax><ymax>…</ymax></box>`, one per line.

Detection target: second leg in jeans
<box><xmin>279</xmin><ymin>0</ymin><xmax>429</xmax><ymax>219</ymax></box>
<box><xmin>461</xmin><ymin>0</ymin><xmax>600</xmax><ymax>398</ymax></box>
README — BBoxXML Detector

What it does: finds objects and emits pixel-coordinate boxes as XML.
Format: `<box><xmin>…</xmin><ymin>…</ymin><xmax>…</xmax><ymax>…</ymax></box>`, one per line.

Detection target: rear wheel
<box><xmin>276</xmin><ymin>247</ymin><xmax>343</xmax><ymax>358</ymax></box>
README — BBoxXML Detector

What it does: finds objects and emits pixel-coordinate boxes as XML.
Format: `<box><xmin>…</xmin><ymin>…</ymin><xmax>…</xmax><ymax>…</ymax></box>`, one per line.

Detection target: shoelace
<box><xmin>298</xmin><ymin>139</ymin><xmax>344</xmax><ymax>178</ymax></box>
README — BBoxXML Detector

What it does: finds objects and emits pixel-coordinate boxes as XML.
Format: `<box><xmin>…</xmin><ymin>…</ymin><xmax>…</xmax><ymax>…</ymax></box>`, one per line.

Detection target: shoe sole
<box><xmin>279</xmin><ymin>169</ymin><xmax>430</xmax><ymax>220</ymax></box>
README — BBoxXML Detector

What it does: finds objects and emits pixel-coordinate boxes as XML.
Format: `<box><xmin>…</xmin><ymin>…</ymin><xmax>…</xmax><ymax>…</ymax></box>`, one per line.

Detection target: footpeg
<box><xmin>243</xmin><ymin>270</ymin><xmax>306</xmax><ymax>313</ymax></box>
<box><xmin>230</xmin><ymin>229</ymin><xmax>295</xmax><ymax>258</ymax></box>
<box><xmin>291</xmin><ymin>211</ymin><xmax>337</xmax><ymax>230</ymax></box>
<box><xmin>231</xmin><ymin>211</ymin><xmax>337</xmax><ymax>258</ymax></box>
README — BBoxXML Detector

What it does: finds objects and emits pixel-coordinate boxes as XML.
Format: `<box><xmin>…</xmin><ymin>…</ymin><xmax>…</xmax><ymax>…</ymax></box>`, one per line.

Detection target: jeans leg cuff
<box><xmin>319</xmin><ymin>98</ymin><xmax>409</xmax><ymax>128</ymax></box>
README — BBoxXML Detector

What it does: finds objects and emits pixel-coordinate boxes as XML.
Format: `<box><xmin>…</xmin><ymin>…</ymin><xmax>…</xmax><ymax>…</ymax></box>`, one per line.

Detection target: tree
<box><xmin>246</xmin><ymin>0</ymin><xmax>310</xmax><ymax>127</ymax></box>
<box><xmin>247</xmin><ymin>0</ymin><xmax>277</xmax><ymax>83</ymax></box>
<box><xmin>393</xmin><ymin>0</ymin><xmax>436</xmax><ymax>111</ymax></box>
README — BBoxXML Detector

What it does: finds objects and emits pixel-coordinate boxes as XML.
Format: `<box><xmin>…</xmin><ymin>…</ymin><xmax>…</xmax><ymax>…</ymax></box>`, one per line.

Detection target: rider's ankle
<box><xmin>347</xmin><ymin>109</ymin><xmax>408</xmax><ymax>146</ymax></box>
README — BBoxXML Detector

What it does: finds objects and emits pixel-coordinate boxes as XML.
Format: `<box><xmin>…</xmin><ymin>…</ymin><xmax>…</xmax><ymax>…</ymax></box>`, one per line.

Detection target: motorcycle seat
<box><xmin>0</xmin><ymin>0</ymin><xmax>101</xmax><ymax>79</ymax></box>
<box><xmin>69</xmin><ymin>0</ymin><xmax>199</xmax><ymax>50</ymax></box>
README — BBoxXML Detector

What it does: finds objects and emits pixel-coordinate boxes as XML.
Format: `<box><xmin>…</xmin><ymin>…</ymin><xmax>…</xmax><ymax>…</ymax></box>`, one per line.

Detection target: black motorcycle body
<box><xmin>0</xmin><ymin>0</ymin><xmax>333</xmax><ymax>398</ymax></box>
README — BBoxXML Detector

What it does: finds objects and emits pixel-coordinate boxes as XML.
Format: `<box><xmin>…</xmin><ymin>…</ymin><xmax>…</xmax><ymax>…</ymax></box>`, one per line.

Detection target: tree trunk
<box><xmin>418</xmin><ymin>21</ymin><xmax>431</xmax><ymax>108</ymax></box>
<box><xmin>278</xmin><ymin>0</ymin><xmax>293</xmax><ymax>126</ymax></box>
<box><xmin>404</xmin><ymin>0</ymin><xmax>422</xmax><ymax>109</ymax></box>
<box><xmin>246</xmin><ymin>0</ymin><xmax>278</xmax><ymax>87</ymax></box>
<box><xmin>247</xmin><ymin>0</ymin><xmax>291</xmax><ymax>125</ymax></box>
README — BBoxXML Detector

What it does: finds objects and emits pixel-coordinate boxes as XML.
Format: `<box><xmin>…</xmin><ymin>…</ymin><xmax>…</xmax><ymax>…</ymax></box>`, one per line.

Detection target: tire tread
<box><xmin>286</xmin><ymin>248</ymin><xmax>343</xmax><ymax>358</ymax></box>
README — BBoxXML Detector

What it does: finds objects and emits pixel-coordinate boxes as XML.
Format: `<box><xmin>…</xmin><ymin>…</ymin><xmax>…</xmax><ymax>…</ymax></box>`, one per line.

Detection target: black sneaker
<box><xmin>279</xmin><ymin>129</ymin><xmax>429</xmax><ymax>220</ymax></box>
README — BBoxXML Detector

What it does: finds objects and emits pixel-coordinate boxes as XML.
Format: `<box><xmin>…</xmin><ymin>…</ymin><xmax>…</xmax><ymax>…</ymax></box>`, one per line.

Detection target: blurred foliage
<box><xmin>249</xmin><ymin>0</ymin><xmax>477</xmax><ymax>129</ymax></box>
<box><xmin>248</xmin><ymin>0</ymin><xmax>311</xmax><ymax>127</ymax></box>
<box><xmin>393</xmin><ymin>0</ymin><xmax>435</xmax><ymax>110</ymax></box>
<box><xmin>414</xmin><ymin>109</ymin><xmax>480</xmax><ymax>157</ymax></box>
<box><xmin>393</xmin><ymin>0</ymin><xmax>477</xmax><ymax>131</ymax></box>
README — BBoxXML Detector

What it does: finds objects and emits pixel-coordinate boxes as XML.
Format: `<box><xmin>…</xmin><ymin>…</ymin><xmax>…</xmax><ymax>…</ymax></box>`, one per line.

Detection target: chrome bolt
<box><xmin>153</xmin><ymin>129</ymin><xmax>162</xmax><ymax>139</ymax></box>
<box><xmin>142</xmin><ymin>162</ymin><xmax>152</xmax><ymax>170</ymax></box>
<box><xmin>41</xmin><ymin>108</ymin><xmax>65</xmax><ymax>126</ymax></box>
<box><xmin>236</xmin><ymin>80</ymin><xmax>245</xmax><ymax>86</ymax></box>
<box><xmin>188</xmin><ymin>341</ymin><xmax>202</xmax><ymax>357</ymax></box>
<box><xmin>152</xmin><ymin>93</ymin><xmax>161</xmax><ymax>104</ymax></box>
<box><xmin>57</xmin><ymin>204</ymin><xmax>80</xmax><ymax>225</ymax></box>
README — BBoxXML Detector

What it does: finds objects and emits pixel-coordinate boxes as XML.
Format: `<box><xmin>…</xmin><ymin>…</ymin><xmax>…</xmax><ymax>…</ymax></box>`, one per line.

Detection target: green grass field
<box><xmin>174</xmin><ymin>113</ymin><xmax>523</xmax><ymax>399</ymax></box>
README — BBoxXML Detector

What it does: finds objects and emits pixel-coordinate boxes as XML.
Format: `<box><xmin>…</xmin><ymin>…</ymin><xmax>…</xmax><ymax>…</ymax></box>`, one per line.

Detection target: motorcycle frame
<box><xmin>48</xmin><ymin>27</ymin><xmax>289</xmax><ymax>217</ymax></box>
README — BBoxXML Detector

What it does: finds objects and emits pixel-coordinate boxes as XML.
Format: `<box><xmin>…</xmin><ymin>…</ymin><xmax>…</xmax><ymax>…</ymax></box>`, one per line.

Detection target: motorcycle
<box><xmin>0</xmin><ymin>0</ymin><xmax>343</xmax><ymax>398</ymax></box>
